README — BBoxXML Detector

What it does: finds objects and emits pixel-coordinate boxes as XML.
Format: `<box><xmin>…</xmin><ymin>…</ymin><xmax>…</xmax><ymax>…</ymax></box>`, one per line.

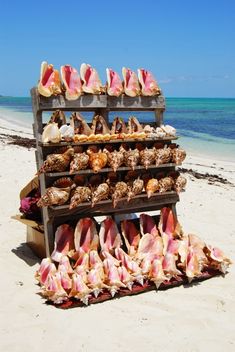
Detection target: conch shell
<box><xmin>127</xmin><ymin>178</ymin><xmax>144</xmax><ymax>201</ymax></box>
<box><xmin>42</xmin><ymin>122</ymin><xmax>61</xmax><ymax>144</ymax></box>
<box><xmin>122</xmin><ymin>67</ymin><xmax>141</xmax><ymax>97</ymax></box>
<box><xmin>69</xmin><ymin>186</ymin><xmax>92</xmax><ymax>209</ymax></box>
<box><xmin>106</xmin><ymin>68</ymin><xmax>123</xmax><ymax>97</ymax></box>
<box><xmin>111</xmin><ymin>117</ymin><xmax>127</xmax><ymax>136</ymax></box>
<box><xmin>49</xmin><ymin>110</ymin><xmax>66</xmax><ymax>128</ymax></box>
<box><xmin>74</xmin><ymin>217</ymin><xmax>99</xmax><ymax>253</ymax></box>
<box><xmin>59</xmin><ymin>125</ymin><xmax>74</xmax><ymax>141</ymax></box>
<box><xmin>171</xmin><ymin>147</ymin><xmax>187</xmax><ymax>165</ymax></box>
<box><xmin>173</xmin><ymin>175</ymin><xmax>187</xmax><ymax>194</ymax></box>
<box><xmin>60</xmin><ymin>65</ymin><xmax>82</xmax><ymax>100</ymax></box>
<box><xmin>155</xmin><ymin>147</ymin><xmax>172</xmax><ymax>165</ymax></box>
<box><xmin>70</xmin><ymin>112</ymin><xmax>92</xmax><ymax>136</ymax></box>
<box><xmin>128</xmin><ymin>116</ymin><xmax>143</xmax><ymax>133</ymax></box>
<box><xmin>91</xmin><ymin>183</ymin><xmax>109</xmax><ymax>207</ymax></box>
<box><xmin>104</xmin><ymin>149</ymin><xmax>124</xmax><ymax>172</ymax></box>
<box><xmin>89</xmin><ymin>151</ymin><xmax>108</xmax><ymax>173</ymax></box>
<box><xmin>146</xmin><ymin>178</ymin><xmax>159</xmax><ymax>198</ymax></box>
<box><xmin>80</xmin><ymin>63</ymin><xmax>104</xmax><ymax>94</ymax></box>
<box><xmin>158</xmin><ymin>176</ymin><xmax>174</xmax><ymax>193</ymax></box>
<box><xmin>91</xmin><ymin>115</ymin><xmax>110</xmax><ymax>135</ymax></box>
<box><xmin>51</xmin><ymin>224</ymin><xmax>75</xmax><ymax>262</ymax></box>
<box><xmin>122</xmin><ymin>147</ymin><xmax>140</xmax><ymax>170</ymax></box>
<box><xmin>70</xmin><ymin>152</ymin><xmax>89</xmax><ymax>173</ymax></box>
<box><xmin>112</xmin><ymin>181</ymin><xmax>128</xmax><ymax>207</ymax></box>
<box><xmin>38</xmin><ymin>61</ymin><xmax>61</xmax><ymax>97</ymax></box>
<box><xmin>161</xmin><ymin>125</ymin><xmax>176</xmax><ymax>137</ymax></box>
<box><xmin>137</xmin><ymin>69</ymin><xmax>161</xmax><ymax>96</ymax></box>
<box><xmin>139</xmin><ymin>148</ymin><xmax>156</xmax><ymax>169</ymax></box>
<box><xmin>37</xmin><ymin>187</ymin><xmax>70</xmax><ymax>207</ymax></box>
<box><xmin>38</xmin><ymin>147</ymin><xmax>74</xmax><ymax>174</ymax></box>
<box><xmin>121</xmin><ymin>220</ymin><xmax>141</xmax><ymax>256</ymax></box>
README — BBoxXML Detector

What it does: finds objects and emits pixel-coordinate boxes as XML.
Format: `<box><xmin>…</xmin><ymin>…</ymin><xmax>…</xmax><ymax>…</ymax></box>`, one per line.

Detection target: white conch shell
<box><xmin>155</xmin><ymin>127</ymin><xmax>166</xmax><ymax>138</ymax></box>
<box><xmin>161</xmin><ymin>125</ymin><xmax>176</xmax><ymax>137</ymax></box>
<box><xmin>59</xmin><ymin>125</ymin><xmax>74</xmax><ymax>140</ymax></box>
<box><xmin>42</xmin><ymin>122</ymin><xmax>61</xmax><ymax>143</ymax></box>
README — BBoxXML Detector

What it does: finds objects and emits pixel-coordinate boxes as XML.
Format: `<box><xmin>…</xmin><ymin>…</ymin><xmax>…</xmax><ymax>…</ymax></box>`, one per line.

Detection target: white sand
<box><xmin>0</xmin><ymin>122</ymin><xmax>234</xmax><ymax>352</ymax></box>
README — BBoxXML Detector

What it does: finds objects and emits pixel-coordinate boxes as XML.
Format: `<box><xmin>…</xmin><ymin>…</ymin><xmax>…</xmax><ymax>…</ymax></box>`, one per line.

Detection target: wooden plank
<box><xmin>47</xmin><ymin>192</ymin><xmax>179</xmax><ymax>217</ymax></box>
<box><xmin>50</xmin><ymin>270</ymin><xmax>222</xmax><ymax>309</ymax></box>
<box><xmin>107</xmin><ymin>95</ymin><xmax>165</xmax><ymax>110</ymax></box>
<box><xmin>39</xmin><ymin>136</ymin><xmax>178</xmax><ymax>148</ymax></box>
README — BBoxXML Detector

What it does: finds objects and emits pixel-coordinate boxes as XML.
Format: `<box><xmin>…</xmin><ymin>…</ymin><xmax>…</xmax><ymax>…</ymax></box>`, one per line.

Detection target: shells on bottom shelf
<box><xmin>35</xmin><ymin>208</ymin><xmax>232</xmax><ymax>305</ymax></box>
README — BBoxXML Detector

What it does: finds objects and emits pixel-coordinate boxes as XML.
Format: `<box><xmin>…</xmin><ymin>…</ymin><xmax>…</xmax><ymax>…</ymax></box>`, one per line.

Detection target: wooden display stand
<box><xmin>31</xmin><ymin>87</ymin><xmax>180</xmax><ymax>257</ymax></box>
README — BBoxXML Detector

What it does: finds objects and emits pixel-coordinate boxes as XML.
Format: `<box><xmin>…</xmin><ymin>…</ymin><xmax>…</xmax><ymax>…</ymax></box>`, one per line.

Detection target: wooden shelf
<box><xmin>31</xmin><ymin>87</ymin><xmax>165</xmax><ymax>112</ymax></box>
<box><xmin>48</xmin><ymin>191</ymin><xmax>179</xmax><ymax>217</ymax></box>
<box><xmin>45</xmin><ymin>163</ymin><xmax>179</xmax><ymax>178</ymax></box>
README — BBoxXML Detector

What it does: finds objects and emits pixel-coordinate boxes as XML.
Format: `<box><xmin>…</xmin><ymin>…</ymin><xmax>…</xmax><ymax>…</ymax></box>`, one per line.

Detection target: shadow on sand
<box><xmin>11</xmin><ymin>242</ymin><xmax>41</xmax><ymax>266</ymax></box>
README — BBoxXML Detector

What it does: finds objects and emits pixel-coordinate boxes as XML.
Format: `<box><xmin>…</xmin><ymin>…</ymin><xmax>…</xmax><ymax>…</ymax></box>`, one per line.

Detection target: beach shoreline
<box><xmin>0</xmin><ymin>120</ymin><xmax>235</xmax><ymax>351</ymax></box>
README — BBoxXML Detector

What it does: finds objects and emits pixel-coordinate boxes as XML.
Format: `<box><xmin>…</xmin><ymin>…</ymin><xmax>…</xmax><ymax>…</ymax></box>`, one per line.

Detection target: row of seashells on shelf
<box><xmin>41</xmin><ymin>112</ymin><xmax>176</xmax><ymax>144</ymax></box>
<box><xmin>38</xmin><ymin>61</ymin><xmax>162</xmax><ymax>99</ymax></box>
<box><xmin>39</xmin><ymin>143</ymin><xmax>186</xmax><ymax>175</ymax></box>
<box><xmin>35</xmin><ymin>209</ymin><xmax>232</xmax><ymax>305</ymax></box>
<box><xmin>36</xmin><ymin>170</ymin><xmax>187</xmax><ymax>209</ymax></box>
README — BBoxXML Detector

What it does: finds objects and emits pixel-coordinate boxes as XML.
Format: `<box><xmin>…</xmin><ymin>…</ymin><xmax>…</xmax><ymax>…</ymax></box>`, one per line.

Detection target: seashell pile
<box><xmin>35</xmin><ymin>208</ymin><xmax>232</xmax><ymax>305</ymax></box>
<box><xmin>38</xmin><ymin>61</ymin><xmax>161</xmax><ymax>99</ymax></box>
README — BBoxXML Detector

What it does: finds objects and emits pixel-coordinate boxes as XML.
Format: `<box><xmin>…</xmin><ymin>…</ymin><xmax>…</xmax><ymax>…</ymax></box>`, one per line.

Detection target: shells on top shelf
<box><xmin>61</xmin><ymin>65</ymin><xmax>82</xmax><ymax>100</ymax></box>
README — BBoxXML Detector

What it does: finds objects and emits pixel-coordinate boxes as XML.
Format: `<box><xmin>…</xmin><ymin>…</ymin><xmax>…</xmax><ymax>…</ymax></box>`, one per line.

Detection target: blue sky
<box><xmin>0</xmin><ymin>0</ymin><xmax>235</xmax><ymax>97</ymax></box>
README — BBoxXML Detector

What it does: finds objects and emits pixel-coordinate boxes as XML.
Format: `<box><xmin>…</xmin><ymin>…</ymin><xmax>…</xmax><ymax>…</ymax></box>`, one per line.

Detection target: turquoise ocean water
<box><xmin>0</xmin><ymin>96</ymin><xmax>235</xmax><ymax>162</ymax></box>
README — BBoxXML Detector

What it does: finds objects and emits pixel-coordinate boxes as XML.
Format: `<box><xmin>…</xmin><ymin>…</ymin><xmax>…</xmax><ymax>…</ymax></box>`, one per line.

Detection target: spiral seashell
<box><xmin>106</xmin><ymin>150</ymin><xmax>124</xmax><ymax>172</ymax></box>
<box><xmin>70</xmin><ymin>153</ymin><xmax>89</xmax><ymax>173</ymax></box>
<box><xmin>146</xmin><ymin>178</ymin><xmax>159</xmax><ymax>198</ymax></box>
<box><xmin>42</xmin><ymin>122</ymin><xmax>61</xmax><ymax>144</ymax></box>
<box><xmin>38</xmin><ymin>148</ymin><xmax>74</xmax><ymax>174</ymax></box>
<box><xmin>139</xmin><ymin>148</ymin><xmax>156</xmax><ymax>169</ymax></box>
<box><xmin>91</xmin><ymin>183</ymin><xmax>109</xmax><ymax>207</ymax></box>
<box><xmin>37</xmin><ymin>187</ymin><xmax>70</xmax><ymax>207</ymax></box>
<box><xmin>123</xmin><ymin>149</ymin><xmax>140</xmax><ymax>170</ymax></box>
<box><xmin>171</xmin><ymin>148</ymin><xmax>187</xmax><ymax>165</ymax></box>
<box><xmin>155</xmin><ymin>148</ymin><xmax>172</xmax><ymax>165</ymax></box>
<box><xmin>127</xmin><ymin>178</ymin><xmax>144</xmax><ymax>201</ymax></box>
<box><xmin>158</xmin><ymin>176</ymin><xmax>174</xmax><ymax>193</ymax></box>
<box><xmin>89</xmin><ymin>152</ymin><xmax>108</xmax><ymax>173</ymax></box>
<box><xmin>112</xmin><ymin>181</ymin><xmax>128</xmax><ymax>208</ymax></box>
<box><xmin>174</xmin><ymin>175</ymin><xmax>187</xmax><ymax>194</ymax></box>
<box><xmin>69</xmin><ymin>187</ymin><xmax>92</xmax><ymax>209</ymax></box>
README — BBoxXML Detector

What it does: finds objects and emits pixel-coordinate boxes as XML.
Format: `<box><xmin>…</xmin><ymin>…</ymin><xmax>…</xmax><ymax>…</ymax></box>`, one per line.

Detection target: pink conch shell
<box><xmin>149</xmin><ymin>259</ymin><xmax>167</xmax><ymax>288</ymax></box>
<box><xmin>51</xmin><ymin>224</ymin><xmax>75</xmax><ymax>262</ymax></box>
<box><xmin>121</xmin><ymin>220</ymin><xmax>140</xmax><ymax>256</ymax></box>
<box><xmin>61</xmin><ymin>65</ymin><xmax>82</xmax><ymax>100</ymax></box>
<box><xmin>106</xmin><ymin>68</ymin><xmax>123</xmax><ymax>96</ymax></box>
<box><xmin>57</xmin><ymin>266</ymin><xmax>72</xmax><ymax>290</ymax></box>
<box><xmin>43</xmin><ymin>272</ymin><xmax>68</xmax><ymax>304</ymax></box>
<box><xmin>74</xmin><ymin>218</ymin><xmax>99</xmax><ymax>254</ymax></box>
<box><xmin>87</xmin><ymin>268</ymin><xmax>108</xmax><ymax>298</ymax></box>
<box><xmin>38</xmin><ymin>61</ymin><xmax>62</xmax><ymax>97</ymax></box>
<box><xmin>118</xmin><ymin>266</ymin><xmax>135</xmax><ymax>291</ymax></box>
<box><xmin>69</xmin><ymin>273</ymin><xmax>91</xmax><ymax>305</ymax></box>
<box><xmin>99</xmin><ymin>216</ymin><xmax>122</xmax><ymax>253</ymax></box>
<box><xmin>162</xmin><ymin>252</ymin><xmax>182</xmax><ymax>280</ymax></box>
<box><xmin>158</xmin><ymin>207</ymin><xmax>182</xmax><ymax>239</ymax></box>
<box><xmin>185</xmin><ymin>246</ymin><xmax>203</xmax><ymax>282</ymax></box>
<box><xmin>114</xmin><ymin>248</ymin><xmax>144</xmax><ymax>285</ymax></box>
<box><xmin>122</xmin><ymin>67</ymin><xmax>141</xmax><ymax>97</ymax></box>
<box><xmin>137</xmin><ymin>69</ymin><xmax>161</xmax><ymax>96</ymax></box>
<box><xmin>204</xmin><ymin>245</ymin><xmax>232</xmax><ymax>274</ymax></box>
<box><xmin>137</xmin><ymin>233</ymin><xmax>163</xmax><ymax>261</ymax></box>
<box><xmin>35</xmin><ymin>258</ymin><xmax>57</xmax><ymax>285</ymax></box>
<box><xmin>58</xmin><ymin>255</ymin><xmax>74</xmax><ymax>275</ymax></box>
<box><xmin>103</xmin><ymin>259</ymin><xmax>126</xmax><ymax>297</ymax></box>
<box><xmin>80</xmin><ymin>63</ymin><xmax>104</xmax><ymax>94</ymax></box>
<box><xmin>74</xmin><ymin>253</ymin><xmax>89</xmax><ymax>273</ymax></box>
<box><xmin>139</xmin><ymin>213</ymin><xmax>159</xmax><ymax>236</ymax></box>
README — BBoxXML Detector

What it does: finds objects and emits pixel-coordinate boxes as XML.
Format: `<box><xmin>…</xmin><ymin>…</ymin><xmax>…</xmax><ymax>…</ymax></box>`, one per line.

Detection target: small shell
<box><xmin>158</xmin><ymin>176</ymin><xmax>174</xmax><ymax>193</ymax></box>
<box><xmin>155</xmin><ymin>127</ymin><xmax>166</xmax><ymax>138</ymax></box>
<box><xmin>69</xmin><ymin>187</ymin><xmax>92</xmax><ymax>209</ymax></box>
<box><xmin>146</xmin><ymin>179</ymin><xmax>159</xmax><ymax>198</ymax></box>
<box><xmin>89</xmin><ymin>152</ymin><xmax>108</xmax><ymax>173</ymax></box>
<box><xmin>127</xmin><ymin>178</ymin><xmax>144</xmax><ymax>201</ymax></box>
<box><xmin>155</xmin><ymin>148</ymin><xmax>172</xmax><ymax>165</ymax></box>
<box><xmin>70</xmin><ymin>153</ymin><xmax>89</xmax><ymax>173</ymax></box>
<box><xmin>42</xmin><ymin>122</ymin><xmax>61</xmax><ymax>144</ymax></box>
<box><xmin>139</xmin><ymin>148</ymin><xmax>156</xmax><ymax>169</ymax></box>
<box><xmin>37</xmin><ymin>187</ymin><xmax>70</xmax><ymax>207</ymax></box>
<box><xmin>59</xmin><ymin>125</ymin><xmax>74</xmax><ymax>141</ymax></box>
<box><xmin>124</xmin><ymin>149</ymin><xmax>140</xmax><ymax>170</ymax></box>
<box><xmin>161</xmin><ymin>124</ymin><xmax>176</xmax><ymax>137</ymax></box>
<box><xmin>38</xmin><ymin>147</ymin><xmax>74</xmax><ymax>174</ymax></box>
<box><xmin>53</xmin><ymin>177</ymin><xmax>74</xmax><ymax>188</ymax></box>
<box><xmin>106</xmin><ymin>150</ymin><xmax>124</xmax><ymax>172</ymax></box>
<box><xmin>171</xmin><ymin>148</ymin><xmax>187</xmax><ymax>165</ymax></box>
<box><xmin>174</xmin><ymin>175</ymin><xmax>187</xmax><ymax>194</ymax></box>
<box><xmin>91</xmin><ymin>183</ymin><xmax>109</xmax><ymax>207</ymax></box>
<box><xmin>112</xmin><ymin>181</ymin><xmax>128</xmax><ymax>207</ymax></box>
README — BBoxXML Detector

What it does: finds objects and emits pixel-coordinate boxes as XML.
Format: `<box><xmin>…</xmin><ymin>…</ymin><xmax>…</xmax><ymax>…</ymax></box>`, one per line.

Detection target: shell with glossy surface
<box><xmin>42</xmin><ymin>122</ymin><xmax>61</xmax><ymax>144</ymax></box>
<box><xmin>69</xmin><ymin>186</ymin><xmax>92</xmax><ymax>209</ymax></box>
<box><xmin>70</xmin><ymin>153</ymin><xmax>89</xmax><ymax>173</ymax></box>
<box><xmin>37</xmin><ymin>187</ymin><xmax>70</xmax><ymax>207</ymax></box>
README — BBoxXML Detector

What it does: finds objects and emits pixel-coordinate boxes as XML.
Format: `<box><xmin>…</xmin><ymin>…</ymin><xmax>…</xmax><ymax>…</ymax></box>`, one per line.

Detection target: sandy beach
<box><xmin>0</xmin><ymin>122</ymin><xmax>234</xmax><ymax>352</ymax></box>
